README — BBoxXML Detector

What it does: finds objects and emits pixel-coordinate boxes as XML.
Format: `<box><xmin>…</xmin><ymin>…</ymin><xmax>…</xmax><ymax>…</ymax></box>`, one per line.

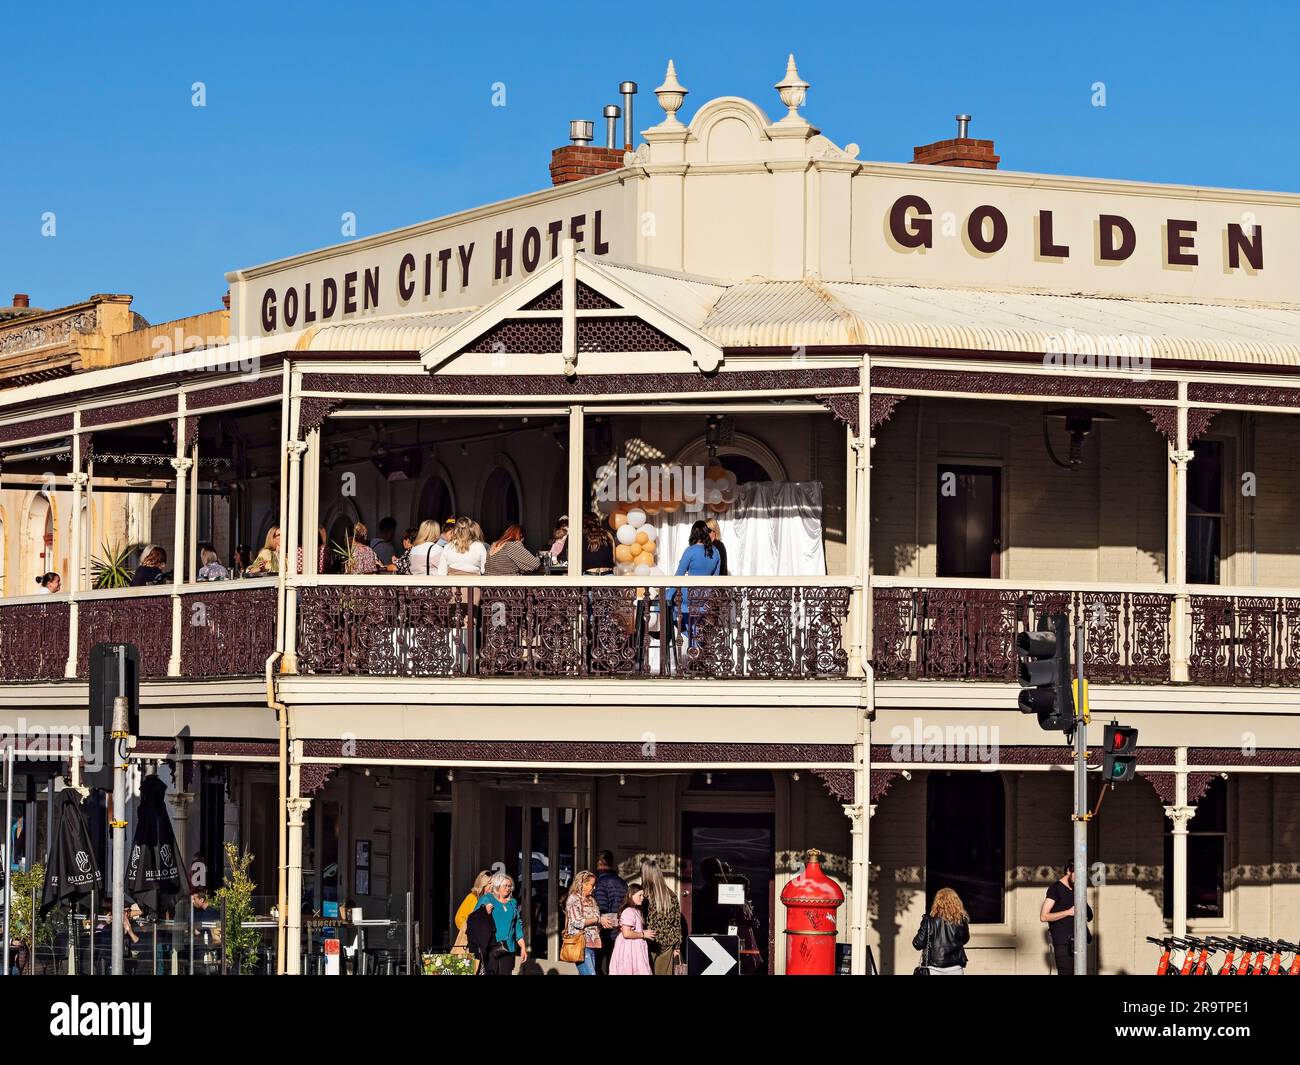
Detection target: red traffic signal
<box><xmin>1101</xmin><ymin>723</ymin><xmax>1139</xmax><ymax>783</ymax></box>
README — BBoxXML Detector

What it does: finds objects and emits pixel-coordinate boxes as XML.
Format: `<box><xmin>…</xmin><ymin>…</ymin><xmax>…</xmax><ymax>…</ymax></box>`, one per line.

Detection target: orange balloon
<box><xmin>642</xmin><ymin>501</ymin><xmax>662</xmax><ymax>515</ymax></box>
<box><xmin>635</xmin><ymin>530</ymin><xmax>650</xmax><ymax>545</ymax></box>
<box><xmin>611</xmin><ymin>512</ymin><xmax>628</xmax><ymax>530</ymax></box>
<box><xmin>614</xmin><ymin>544</ymin><xmax>635</xmax><ymax>563</ymax></box>
<box><xmin>629</xmin><ymin>543</ymin><xmax>643</xmax><ymax>558</ymax></box>
<box><xmin>640</xmin><ymin>544</ymin><xmax>656</xmax><ymax>560</ymax></box>
<box><xmin>708</xmin><ymin>501</ymin><xmax>728</xmax><ymax>513</ymax></box>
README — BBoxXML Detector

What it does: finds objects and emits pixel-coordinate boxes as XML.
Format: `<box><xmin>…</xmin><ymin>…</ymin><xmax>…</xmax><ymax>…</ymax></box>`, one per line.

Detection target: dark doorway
<box><xmin>681</xmin><ymin>811</ymin><xmax>775</xmax><ymax>975</ymax></box>
<box><xmin>925</xmin><ymin>772</ymin><xmax>1005</xmax><ymax>923</ymax></box>
<box><xmin>937</xmin><ymin>464</ymin><xmax>1001</xmax><ymax>578</ymax></box>
<box><xmin>247</xmin><ymin>782</ymin><xmax>280</xmax><ymax>906</ymax></box>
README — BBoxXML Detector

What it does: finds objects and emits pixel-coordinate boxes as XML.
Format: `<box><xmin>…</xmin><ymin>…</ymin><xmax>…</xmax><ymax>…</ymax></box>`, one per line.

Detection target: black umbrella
<box><xmin>126</xmin><ymin>775</ymin><xmax>190</xmax><ymax>917</ymax></box>
<box><xmin>40</xmin><ymin>790</ymin><xmax>103</xmax><ymax>916</ymax></box>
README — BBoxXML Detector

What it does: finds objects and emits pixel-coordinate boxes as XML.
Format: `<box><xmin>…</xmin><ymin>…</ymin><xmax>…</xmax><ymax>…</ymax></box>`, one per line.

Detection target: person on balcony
<box><xmin>485</xmin><ymin>524</ymin><xmax>542</xmax><ymax>576</ymax></box>
<box><xmin>197</xmin><ymin>547</ymin><xmax>229</xmax><ymax>581</ymax></box>
<box><xmin>666</xmin><ymin>520</ymin><xmax>721</xmax><ymax>635</ymax></box>
<box><xmin>437</xmin><ymin>517</ymin><xmax>457</xmax><ymax>549</ymax></box>
<box><xmin>580</xmin><ymin>514</ymin><xmax>615</xmax><ymax>574</ymax></box>
<box><xmin>231</xmin><ymin>544</ymin><xmax>252</xmax><ymax>578</ymax></box>
<box><xmin>705</xmin><ymin>518</ymin><xmax>729</xmax><ymax>577</ymax></box>
<box><xmin>436</xmin><ymin>518</ymin><xmax>487</xmax><ymax>575</ymax></box>
<box><xmin>245</xmin><ymin>527</ymin><xmax>281</xmax><ymax>576</ymax></box>
<box><xmin>34</xmin><ymin>572</ymin><xmax>60</xmax><ymax>594</ymax></box>
<box><xmin>132</xmin><ymin>546</ymin><xmax>169</xmax><ymax>587</ymax></box>
<box><xmin>345</xmin><ymin>522</ymin><xmax>379</xmax><ymax>575</ymax></box>
<box><xmin>371</xmin><ymin>517</ymin><xmax>398</xmax><ymax>569</ymax></box>
<box><xmin>391</xmin><ymin>527</ymin><xmax>418</xmax><ymax>574</ymax></box>
<box><xmin>548</xmin><ymin>516</ymin><xmax>568</xmax><ymax>565</ymax></box>
<box><xmin>406</xmin><ymin>520</ymin><xmax>444</xmax><ymax>575</ymax></box>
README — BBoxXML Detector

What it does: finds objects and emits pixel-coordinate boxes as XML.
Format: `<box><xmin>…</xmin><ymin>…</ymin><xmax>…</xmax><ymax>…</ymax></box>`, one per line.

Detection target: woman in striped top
<box><xmin>484</xmin><ymin>523</ymin><xmax>542</xmax><ymax>576</ymax></box>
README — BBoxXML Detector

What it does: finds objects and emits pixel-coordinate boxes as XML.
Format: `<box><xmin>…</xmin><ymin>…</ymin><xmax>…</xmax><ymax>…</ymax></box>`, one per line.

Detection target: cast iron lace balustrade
<box><xmin>1189</xmin><ymin>595</ymin><xmax>1300</xmax><ymax>686</ymax></box>
<box><xmin>297</xmin><ymin>583</ymin><xmax>852</xmax><ymax>680</ymax></box>
<box><xmin>76</xmin><ymin>594</ymin><xmax>173</xmax><ymax>678</ymax></box>
<box><xmin>180</xmin><ymin>586</ymin><xmax>278</xmax><ymax>677</ymax></box>
<box><xmin>0</xmin><ymin>600</ymin><xmax>71</xmax><ymax>680</ymax></box>
<box><xmin>872</xmin><ymin>586</ymin><xmax>1172</xmax><ymax>684</ymax></box>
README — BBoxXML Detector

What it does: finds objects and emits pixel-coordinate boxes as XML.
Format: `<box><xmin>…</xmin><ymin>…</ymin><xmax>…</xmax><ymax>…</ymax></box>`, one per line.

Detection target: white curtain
<box><xmin>652</xmin><ymin>481</ymin><xmax>826</xmax><ymax>578</ymax></box>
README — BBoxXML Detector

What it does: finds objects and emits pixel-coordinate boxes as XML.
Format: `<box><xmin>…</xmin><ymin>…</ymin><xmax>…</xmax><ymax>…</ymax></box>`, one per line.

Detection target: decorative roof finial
<box><xmin>655</xmin><ymin>60</ymin><xmax>688</xmax><ymax>125</ymax></box>
<box><xmin>774</xmin><ymin>53</ymin><xmax>809</xmax><ymax>121</ymax></box>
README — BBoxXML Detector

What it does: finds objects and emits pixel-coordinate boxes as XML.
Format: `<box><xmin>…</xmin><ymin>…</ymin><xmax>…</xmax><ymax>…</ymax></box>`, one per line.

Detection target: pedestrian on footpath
<box><xmin>609</xmin><ymin>884</ymin><xmax>655</xmax><ymax>975</ymax></box>
<box><xmin>640</xmin><ymin>859</ymin><xmax>683</xmax><ymax>976</ymax></box>
<box><xmin>911</xmin><ymin>887</ymin><xmax>970</xmax><ymax>975</ymax></box>
<box><xmin>1040</xmin><ymin>860</ymin><xmax>1093</xmax><ymax>975</ymax></box>
<box><xmin>451</xmin><ymin>870</ymin><xmax>492</xmax><ymax>970</ymax></box>
<box><xmin>593</xmin><ymin>850</ymin><xmax>627</xmax><ymax>974</ymax></box>
<box><xmin>474</xmin><ymin>872</ymin><xmax>526</xmax><ymax>975</ymax></box>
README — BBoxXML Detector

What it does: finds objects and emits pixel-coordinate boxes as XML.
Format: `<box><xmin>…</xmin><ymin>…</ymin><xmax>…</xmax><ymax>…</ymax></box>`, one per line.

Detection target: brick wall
<box><xmin>549</xmin><ymin>146</ymin><xmax>625</xmax><ymax>185</ymax></box>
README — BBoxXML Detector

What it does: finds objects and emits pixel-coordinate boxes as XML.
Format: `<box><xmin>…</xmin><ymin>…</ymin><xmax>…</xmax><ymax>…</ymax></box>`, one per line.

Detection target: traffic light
<box><xmin>1016</xmin><ymin>613</ymin><xmax>1076</xmax><ymax>733</ymax></box>
<box><xmin>1101</xmin><ymin>723</ymin><xmax>1139</xmax><ymax>784</ymax></box>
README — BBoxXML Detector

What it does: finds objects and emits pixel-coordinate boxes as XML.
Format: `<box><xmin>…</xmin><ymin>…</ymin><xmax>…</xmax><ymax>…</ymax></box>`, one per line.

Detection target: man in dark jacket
<box><xmin>593</xmin><ymin>850</ymin><xmax>627</xmax><ymax>975</ymax></box>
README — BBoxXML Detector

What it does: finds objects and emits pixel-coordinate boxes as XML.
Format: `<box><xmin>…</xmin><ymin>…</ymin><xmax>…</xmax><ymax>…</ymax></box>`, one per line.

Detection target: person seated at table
<box><xmin>345</xmin><ymin>522</ymin><xmax>380</xmax><ymax>575</ymax></box>
<box><xmin>438</xmin><ymin>517</ymin><xmax>457</xmax><ymax>548</ymax></box>
<box><xmin>370</xmin><ymin>517</ymin><xmax>398</xmax><ymax>570</ymax></box>
<box><xmin>666</xmin><ymin>520</ymin><xmax>721</xmax><ymax>632</ymax></box>
<box><xmin>131</xmin><ymin>546</ymin><xmax>169</xmax><ymax>586</ymax></box>
<box><xmin>245</xmin><ymin>527</ymin><xmax>281</xmax><ymax>576</ymax></box>
<box><xmin>436</xmin><ymin>517</ymin><xmax>487</xmax><ymax>575</ymax></box>
<box><xmin>231</xmin><ymin>544</ymin><xmax>252</xmax><ymax>578</ymax></box>
<box><xmin>197</xmin><ymin>546</ymin><xmax>229</xmax><ymax>581</ymax></box>
<box><xmin>549</xmin><ymin>516</ymin><xmax>569</xmax><ymax>564</ymax></box>
<box><xmin>581</xmin><ymin>514</ymin><xmax>615</xmax><ymax>573</ymax></box>
<box><xmin>406</xmin><ymin>520</ymin><xmax>444</xmax><ymax>575</ymax></box>
<box><xmin>34</xmin><ymin>571</ymin><xmax>61</xmax><ymax>594</ymax></box>
<box><xmin>485</xmin><ymin>524</ymin><xmax>543</xmax><ymax>576</ymax></box>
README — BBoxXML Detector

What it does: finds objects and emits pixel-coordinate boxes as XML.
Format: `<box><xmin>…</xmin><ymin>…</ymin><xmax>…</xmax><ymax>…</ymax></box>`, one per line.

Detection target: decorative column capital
<box><xmin>286</xmin><ymin>796</ymin><xmax>313</xmax><ymax>825</ymax></box>
<box><xmin>168</xmin><ymin>790</ymin><xmax>194</xmax><ymax>815</ymax></box>
<box><xmin>286</xmin><ymin>440</ymin><xmax>308</xmax><ymax>461</ymax></box>
<box><xmin>868</xmin><ymin>803</ymin><xmax>878</xmax><ymax>819</ymax></box>
<box><xmin>842</xmin><ymin>802</ymin><xmax>866</xmax><ymax>827</ymax></box>
<box><xmin>1163</xmin><ymin>804</ymin><xmax>1197</xmax><ymax>831</ymax></box>
<box><xmin>66</xmin><ymin>471</ymin><xmax>89</xmax><ymax>489</ymax></box>
<box><xmin>1170</xmin><ymin>449</ymin><xmax>1195</xmax><ymax>469</ymax></box>
<box><xmin>169</xmin><ymin>456</ymin><xmax>194</xmax><ymax>474</ymax></box>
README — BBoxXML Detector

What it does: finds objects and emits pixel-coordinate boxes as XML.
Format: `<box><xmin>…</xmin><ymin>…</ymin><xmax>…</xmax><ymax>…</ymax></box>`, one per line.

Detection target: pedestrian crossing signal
<box><xmin>1101</xmin><ymin>723</ymin><xmax>1139</xmax><ymax>784</ymax></box>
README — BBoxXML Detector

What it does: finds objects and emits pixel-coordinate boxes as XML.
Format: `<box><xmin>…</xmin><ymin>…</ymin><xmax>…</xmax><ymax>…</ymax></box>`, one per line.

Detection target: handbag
<box><xmin>672</xmin><ymin>947</ymin><xmax>687</xmax><ymax>976</ymax></box>
<box><xmin>912</xmin><ymin>915</ymin><xmax>931</xmax><ymax>976</ymax></box>
<box><xmin>560</xmin><ymin>915</ymin><xmax>587</xmax><ymax>964</ymax></box>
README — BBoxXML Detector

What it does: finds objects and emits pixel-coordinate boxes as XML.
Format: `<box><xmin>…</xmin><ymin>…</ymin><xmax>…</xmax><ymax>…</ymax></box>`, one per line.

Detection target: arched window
<box><xmin>25</xmin><ymin>493</ymin><xmax>54</xmax><ymax>588</ymax></box>
<box><xmin>415</xmin><ymin>470</ymin><xmax>456</xmax><ymax>530</ymax></box>
<box><xmin>925</xmin><ymin>771</ymin><xmax>1005</xmax><ymax>923</ymax></box>
<box><xmin>478</xmin><ymin>465</ymin><xmax>521</xmax><ymax>542</ymax></box>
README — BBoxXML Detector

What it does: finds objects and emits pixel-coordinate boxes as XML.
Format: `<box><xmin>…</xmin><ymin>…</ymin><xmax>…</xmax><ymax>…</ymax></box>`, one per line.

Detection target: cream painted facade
<box><xmin>3</xmin><ymin>57</ymin><xmax>1300</xmax><ymax>977</ymax></box>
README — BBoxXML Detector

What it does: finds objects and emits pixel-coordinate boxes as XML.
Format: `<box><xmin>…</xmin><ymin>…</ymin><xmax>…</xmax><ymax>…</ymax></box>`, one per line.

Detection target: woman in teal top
<box><xmin>474</xmin><ymin>873</ymin><xmax>527</xmax><ymax>974</ymax></box>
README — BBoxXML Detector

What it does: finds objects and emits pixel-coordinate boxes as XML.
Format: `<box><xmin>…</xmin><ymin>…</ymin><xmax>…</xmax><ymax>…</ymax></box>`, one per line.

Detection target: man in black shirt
<box><xmin>592</xmin><ymin>850</ymin><xmax>627</xmax><ymax>975</ymax></box>
<box><xmin>1040</xmin><ymin>861</ymin><xmax>1093</xmax><ymax>974</ymax></box>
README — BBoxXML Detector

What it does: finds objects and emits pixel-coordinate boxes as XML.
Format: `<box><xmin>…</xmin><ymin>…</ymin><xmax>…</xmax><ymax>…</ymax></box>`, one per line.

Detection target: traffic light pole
<box><xmin>110</xmin><ymin>646</ymin><xmax>128</xmax><ymax>976</ymax></box>
<box><xmin>1073</xmin><ymin>621</ymin><xmax>1088</xmax><ymax>976</ymax></box>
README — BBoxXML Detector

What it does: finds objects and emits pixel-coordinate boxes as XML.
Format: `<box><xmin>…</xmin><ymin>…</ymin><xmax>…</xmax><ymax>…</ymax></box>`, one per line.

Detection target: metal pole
<box><xmin>3</xmin><ymin>745</ymin><xmax>13</xmax><ymax>976</ymax></box>
<box><xmin>111</xmin><ymin>646</ymin><xmax>127</xmax><ymax>976</ymax></box>
<box><xmin>189</xmin><ymin>899</ymin><xmax>194</xmax><ymax>975</ymax></box>
<box><xmin>1073</xmin><ymin>620</ymin><xmax>1088</xmax><ymax>976</ymax></box>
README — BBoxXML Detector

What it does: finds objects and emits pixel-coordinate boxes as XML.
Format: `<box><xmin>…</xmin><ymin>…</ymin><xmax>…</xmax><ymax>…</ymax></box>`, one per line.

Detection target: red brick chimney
<box><xmin>12</xmin><ymin>294</ymin><xmax>30</xmax><ymax>308</ymax></box>
<box><xmin>912</xmin><ymin>114</ymin><xmax>999</xmax><ymax>170</ymax></box>
<box><xmin>550</xmin><ymin>145</ymin><xmax>625</xmax><ymax>185</ymax></box>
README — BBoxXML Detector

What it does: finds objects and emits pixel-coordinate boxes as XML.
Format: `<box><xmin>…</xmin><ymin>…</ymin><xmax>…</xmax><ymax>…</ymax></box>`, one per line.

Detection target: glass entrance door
<box><xmin>501</xmin><ymin>795</ymin><xmax>589</xmax><ymax>964</ymax></box>
<box><xmin>680</xmin><ymin>812</ymin><xmax>775</xmax><ymax>975</ymax></box>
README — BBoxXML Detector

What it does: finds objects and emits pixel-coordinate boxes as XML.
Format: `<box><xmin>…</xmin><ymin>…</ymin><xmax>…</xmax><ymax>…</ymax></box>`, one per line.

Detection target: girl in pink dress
<box><xmin>609</xmin><ymin>884</ymin><xmax>655</xmax><ymax>975</ymax></box>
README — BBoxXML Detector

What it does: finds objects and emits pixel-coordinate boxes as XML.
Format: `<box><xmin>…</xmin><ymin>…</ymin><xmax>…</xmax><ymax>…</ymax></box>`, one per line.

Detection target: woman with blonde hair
<box><xmin>245</xmin><ymin>526</ymin><xmax>281</xmax><ymax>576</ymax></box>
<box><xmin>436</xmin><ymin>517</ymin><xmax>487</xmax><ymax>575</ymax></box>
<box><xmin>562</xmin><ymin>870</ymin><xmax>602</xmax><ymax>975</ymax></box>
<box><xmin>450</xmin><ymin>869</ymin><xmax>493</xmax><ymax>967</ymax></box>
<box><xmin>406</xmin><ymin>519</ymin><xmax>444</xmax><ymax>575</ymax></box>
<box><xmin>911</xmin><ymin>886</ymin><xmax>970</xmax><ymax>975</ymax></box>
<box><xmin>640</xmin><ymin>858</ymin><xmax>683</xmax><ymax>975</ymax></box>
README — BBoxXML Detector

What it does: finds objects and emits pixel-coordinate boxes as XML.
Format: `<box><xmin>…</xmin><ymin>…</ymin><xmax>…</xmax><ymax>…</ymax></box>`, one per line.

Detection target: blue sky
<box><xmin>2</xmin><ymin>0</ymin><xmax>1297</xmax><ymax>324</ymax></box>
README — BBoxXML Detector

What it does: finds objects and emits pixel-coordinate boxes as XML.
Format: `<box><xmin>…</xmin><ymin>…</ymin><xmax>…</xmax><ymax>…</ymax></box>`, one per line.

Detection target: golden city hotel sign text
<box><xmin>258</xmin><ymin>209</ymin><xmax>612</xmax><ymax>332</ymax></box>
<box><xmin>886</xmin><ymin>195</ymin><xmax>1265</xmax><ymax>271</ymax></box>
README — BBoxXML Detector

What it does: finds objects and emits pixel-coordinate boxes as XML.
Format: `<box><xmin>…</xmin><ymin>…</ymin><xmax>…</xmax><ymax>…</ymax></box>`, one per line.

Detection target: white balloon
<box><xmin>616</xmin><ymin>524</ymin><xmax>637</xmax><ymax>545</ymax></box>
<box><xmin>720</xmin><ymin>486</ymin><xmax>737</xmax><ymax>503</ymax></box>
<box><xmin>626</xmin><ymin>508</ymin><xmax>647</xmax><ymax>528</ymax></box>
<box><xmin>634</xmin><ymin>564</ymin><xmax>652</xmax><ymax>576</ymax></box>
<box><xmin>707</xmin><ymin>489</ymin><xmax>723</xmax><ymax>505</ymax></box>
<box><xmin>648</xmin><ymin>566</ymin><xmax>664</xmax><ymax>576</ymax></box>
<box><xmin>701</xmin><ymin>478</ymin><xmax>716</xmax><ymax>494</ymax></box>
<box><xmin>614</xmin><ymin>561</ymin><xmax>635</xmax><ymax>575</ymax></box>
<box><xmin>643</xmin><ymin>526</ymin><xmax>658</xmax><ymax>543</ymax></box>
<box><xmin>720</xmin><ymin>471</ymin><xmax>738</xmax><ymax>490</ymax></box>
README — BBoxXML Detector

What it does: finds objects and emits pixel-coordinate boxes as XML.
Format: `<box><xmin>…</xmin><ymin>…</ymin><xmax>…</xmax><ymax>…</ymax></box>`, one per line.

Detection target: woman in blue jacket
<box><xmin>667</xmin><ymin>520</ymin><xmax>721</xmax><ymax>638</ymax></box>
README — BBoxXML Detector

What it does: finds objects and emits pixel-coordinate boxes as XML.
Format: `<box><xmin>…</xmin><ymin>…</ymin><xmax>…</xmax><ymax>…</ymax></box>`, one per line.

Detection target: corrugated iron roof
<box><xmin>300</xmin><ymin>258</ymin><xmax>1300</xmax><ymax>366</ymax></box>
